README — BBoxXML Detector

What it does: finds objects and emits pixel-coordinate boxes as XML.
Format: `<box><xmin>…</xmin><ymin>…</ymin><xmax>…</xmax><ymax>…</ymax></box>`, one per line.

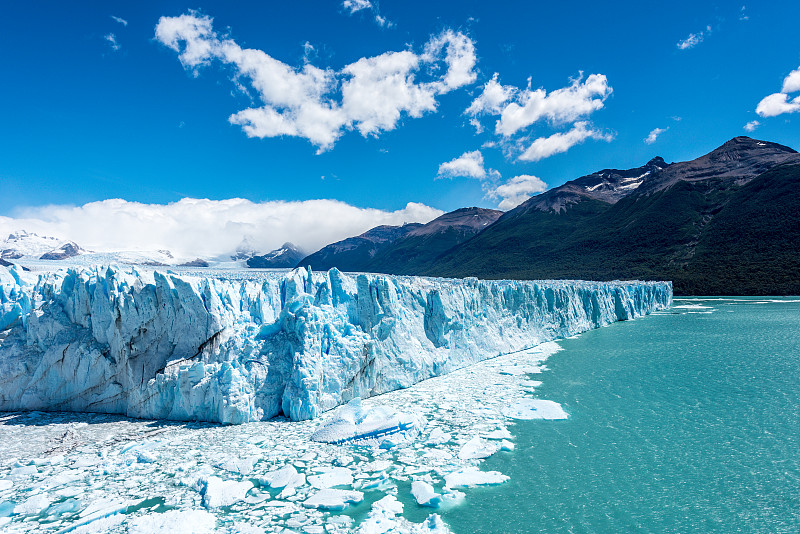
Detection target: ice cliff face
<box><xmin>0</xmin><ymin>265</ymin><xmax>671</xmax><ymax>423</ymax></box>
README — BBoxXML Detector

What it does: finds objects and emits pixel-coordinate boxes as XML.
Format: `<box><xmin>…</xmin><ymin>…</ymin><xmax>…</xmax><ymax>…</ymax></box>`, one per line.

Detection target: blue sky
<box><xmin>0</xmin><ymin>1</ymin><xmax>799</xmax><ymax>255</ymax></box>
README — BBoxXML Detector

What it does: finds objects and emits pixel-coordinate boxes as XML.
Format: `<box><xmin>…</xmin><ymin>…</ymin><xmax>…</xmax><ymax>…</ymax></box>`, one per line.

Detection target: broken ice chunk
<box><xmin>302</xmin><ymin>488</ymin><xmax>363</xmax><ymax>510</ymax></box>
<box><xmin>411</xmin><ymin>481</ymin><xmax>442</xmax><ymax>508</ymax></box>
<box><xmin>258</xmin><ymin>465</ymin><xmax>304</xmax><ymax>490</ymax></box>
<box><xmin>483</xmin><ymin>428</ymin><xmax>512</xmax><ymax>440</ymax></box>
<box><xmin>13</xmin><ymin>493</ymin><xmax>51</xmax><ymax>515</ymax></box>
<box><xmin>444</xmin><ymin>467</ymin><xmax>509</xmax><ymax>488</ymax></box>
<box><xmin>202</xmin><ymin>476</ymin><xmax>254</xmax><ymax>508</ymax></box>
<box><xmin>311</xmin><ymin>399</ymin><xmax>422</xmax><ymax>448</ymax></box>
<box><xmin>357</xmin><ymin>494</ymin><xmax>403</xmax><ymax>532</ymax></box>
<box><xmin>128</xmin><ymin>509</ymin><xmax>217</xmax><ymax>534</ymax></box>
<box><xmin>307</xmin><ymin>467</ymin><xmax>353</xmax><ymax>489</ymax></box>
<box><xmin>502</xmin><ymin>399</ymin><xmax>568</xmax><ymax>420</ymax></box>
<box><xmin>425</xmin><ymin>428</ymin><xmax>451</xmax><ymax>445</ymax></box>
<box><xmin>457</xmin><ymin>436</ymin><xmax>499</xmax><ymax>460</ymax></box>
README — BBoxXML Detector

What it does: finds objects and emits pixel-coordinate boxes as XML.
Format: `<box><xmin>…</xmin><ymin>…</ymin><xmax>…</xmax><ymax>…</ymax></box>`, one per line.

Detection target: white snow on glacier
<box><xmin>0</xmin><ymin>264</ymin><xmax>671</xmax><ymax>424</ymax></box>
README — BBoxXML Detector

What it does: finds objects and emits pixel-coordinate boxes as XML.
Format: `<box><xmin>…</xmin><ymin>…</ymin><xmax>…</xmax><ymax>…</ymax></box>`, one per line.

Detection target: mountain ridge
<box><xmin>422</xmin><ymin>136</ymin><xmax>800</xmax><ymax>295</ymax></box>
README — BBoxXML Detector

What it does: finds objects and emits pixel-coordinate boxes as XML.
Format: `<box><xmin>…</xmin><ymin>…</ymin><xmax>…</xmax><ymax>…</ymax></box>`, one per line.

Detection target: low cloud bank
<box><xmin>0</xmin><ymin>198</ymin><xmax>443</xmax><ymax>259</ymax></box>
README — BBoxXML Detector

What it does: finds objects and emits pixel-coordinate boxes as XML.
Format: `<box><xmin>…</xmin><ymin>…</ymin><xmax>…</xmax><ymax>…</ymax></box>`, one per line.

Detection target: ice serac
<box><xmin>0</xmin><ymin>265</ymin><xmax>672</xmax><ymax>423</ymax></box>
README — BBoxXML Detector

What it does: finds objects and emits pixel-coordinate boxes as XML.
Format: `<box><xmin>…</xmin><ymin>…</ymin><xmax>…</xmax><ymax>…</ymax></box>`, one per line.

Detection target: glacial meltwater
<box><xmin>439</xmin><ymin>297</ymin><xmax>800</xmax><ymax>533</ymax></box>
<box><xmin>1</xmin><ymin>297</ymin><xmax>798</xmax><ymax>533</ymax></box>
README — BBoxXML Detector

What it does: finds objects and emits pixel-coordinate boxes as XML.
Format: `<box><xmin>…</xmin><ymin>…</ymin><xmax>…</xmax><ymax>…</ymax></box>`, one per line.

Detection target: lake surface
<box><xmin>1</xmin><ymin>297</ymin><xmax>798</xmax><ymax>533</ymax></box>
<box><xmin>440</xmin><ymin>297</ymin><xmax>800</xmax><ymax>533</ymax></box>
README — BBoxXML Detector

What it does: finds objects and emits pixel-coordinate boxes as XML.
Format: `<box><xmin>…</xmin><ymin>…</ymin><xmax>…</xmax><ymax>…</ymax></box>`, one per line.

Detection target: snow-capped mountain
<box><xmin>230</xmin><ymin>236</ymin><xmax>258</xmax><ymax>261</ymax></box>
<box><xmin>39</xmin><ymin>242</ymin><xmax>86</xmax><ymax>260</ymax></box>
<box><xmin>0</xmin><ymin>230</ymin><xmax>80</xmax><ymax>260</ymax></box>
<box><xmin>246</xmin><ymin>242</ymin><xmax>305</xmax><ymax>268</ymax></box>
<box><xmin>0</xmin><ymin>231</ymin><xmax>193</xmax><ymax>267</ymax></box>
<box><xmin>517</xmin><ymin>157</ymin><xmax>669</xmax><ymax>214</ymax></box>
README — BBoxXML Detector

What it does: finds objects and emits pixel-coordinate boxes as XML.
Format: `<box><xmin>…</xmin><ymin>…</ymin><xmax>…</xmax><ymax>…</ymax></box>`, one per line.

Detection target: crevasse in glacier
<box><xmin>0</xmin><ymin>265</ymin><xmax>672</xmax><ymax>423</ymax></box>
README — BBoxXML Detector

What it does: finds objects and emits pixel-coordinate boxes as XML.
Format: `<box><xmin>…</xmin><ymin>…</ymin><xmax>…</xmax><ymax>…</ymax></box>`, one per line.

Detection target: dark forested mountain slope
<box><xmin>424</xmin><ymin>138</ymin><xmax>800</xmax><ymax>295</ymax></box>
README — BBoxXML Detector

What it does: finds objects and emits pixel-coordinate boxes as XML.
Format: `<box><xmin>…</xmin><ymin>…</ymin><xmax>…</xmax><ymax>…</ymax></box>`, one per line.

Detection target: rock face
<box><xmin>635</xmin><ymin>136</ymin><xmax>799</xmax><ymax>195</ymax></box>
<box><xmin>361</xmin><ymin>207</ymin><xmax>503</xmax><ymax>275</ymax></box>
<box><xmin>0</xmin><ymin>265</ymin><xmax>671</xmax><ymax>423</ymax></box>
<box><xmin>518</xmin><ymin>157</ymin><xmax>669</xmax><ymax>214</ymax></box>
<box><xmin>247</xmin><ymin>243</ymin><xmax>305</xmax><ymax>268</ymax></box>
<box><xmin>39</xmin><ymin>242</ymin><xmax>84</xmax><ymax>260</ymax></box>
<box><xmin>299</xmin><ymin>224</ymin><xmax>423</xmax><ymax>272</ymax></box>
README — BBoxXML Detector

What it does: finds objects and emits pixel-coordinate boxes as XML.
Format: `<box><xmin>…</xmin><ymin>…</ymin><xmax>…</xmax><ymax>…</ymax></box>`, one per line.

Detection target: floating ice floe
<box><xmin>411</xmin><ymin>481</ymin><xmax>442</xmax><ymax>508</ymax></box>
<box><xmin>444</xmin><ymin>467</ymin><xmax>510</xmax><ymax>488</ymax></box>
<box><xmin>307</xmin><ymin>467</ymin><xmax>354</xmax><ymax>489</ymax></box>
<box><xmin>457</xmin><ymin>437</ymin><xmax>500</xmax><ymax>460</ymax></box>
<box><xmin>503</xmin><ymin>398</ymin><xmax>569</xmax><ymax>420</ymax></box>
<box><xmin>127</xmin><ymin>509</ymin><xmax>217</xmax><ymax>534</ymax></box>
<box><xmin>311</xmin><ymin>399</ymin><xmax>423</xmax><ymax>448</ymax></box>
<box><xmin>303</xmin><ymin>488</ymin><xmax>364</xmax><ymax>510</ymax></box>
<box><xmin>202</xmin><ymin>476</ymin><xmax>254</xmax><ymax>508</ymax></box>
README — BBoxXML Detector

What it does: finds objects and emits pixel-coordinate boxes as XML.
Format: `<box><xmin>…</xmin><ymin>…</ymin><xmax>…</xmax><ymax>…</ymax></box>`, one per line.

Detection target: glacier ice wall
<box><xmin>0</xmin><ymin>265</ymin><xmax>671</xmax><ymax>423</ymax></box>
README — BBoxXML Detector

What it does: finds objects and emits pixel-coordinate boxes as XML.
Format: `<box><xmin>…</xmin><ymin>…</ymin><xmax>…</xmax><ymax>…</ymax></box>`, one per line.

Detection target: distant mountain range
<box><xmin>296</xmin><ymin>136</ymin><xmax>800</xmax><ymax>295</ymax></box>
<box><xmin>1</xmin><ymin>231</ymin><xmax>84</xmax><ymax>260</ymax></box>
<box><xmin>298</xmin><ymin>207</ymin><xmax>502</xmax><ymax>274</ymax></box>
<box><xmin>0</xmin><ymin>231</ymin><xmax>178</xmax><ymax>266</ymax></box>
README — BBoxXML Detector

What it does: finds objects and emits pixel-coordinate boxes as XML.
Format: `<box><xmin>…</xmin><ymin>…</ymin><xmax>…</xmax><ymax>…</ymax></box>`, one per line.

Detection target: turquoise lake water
<box><xmin>439</xmin><ymin>298</ymin><xmax>800</xmax><ymax>533</ymax></box>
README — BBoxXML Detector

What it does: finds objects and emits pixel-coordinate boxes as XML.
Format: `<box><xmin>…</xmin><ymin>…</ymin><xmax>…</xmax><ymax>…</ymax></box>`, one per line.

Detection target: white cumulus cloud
<box><xmin>487</xmin><ymin>175</ymin><xmax>548</xmax><ymax>210</ymax></box>
<box><xmin>755</xmin><ymin>65</ymin><xmax>800</xmax><ymax>118</ymax></box>
<box><xmin>467</xmin><ymin>73</ymin><xmax>612</xmax><ymax>137</ymax></box>
<box><xmin>781</xmin><ymin>67</ymin><xmax>800</xmax><ymax>94</ymax></box>
<box><xmin>744</xmin><ymin>120</ymin><xmax>760</xmax><ymax>132</ymax></box>
<box><xmin>519</xmin><ymin>122</ymin><xmax>612</xmax><ymax>162</ymax></box>
<box><xmin>0</xmin><ymin>198</ymin><xmax>443</xmax><ymax>260</ymax></box>
<box><xmin>465</xmin><ymin>72</ymin><xmax>613</xmax><ymax>161</ymax></box>
<box><xmin>155</xmin><ymin>12</ymin><xmax>474</xmax><ymax>152</ymax></box>
<box><xmin>756</xmin><ymin>92</ymin><xmax>800</xmax><ymax>118</ymax></box>
<box><xmin>437</xmin><ymin>150</ymin><xmax>488</xmax><ymax>179</ymax></box>
<box><xmin>644</xmin><ymin>127</ymin><xmax>668</xmax><ymax>144</ymax></box>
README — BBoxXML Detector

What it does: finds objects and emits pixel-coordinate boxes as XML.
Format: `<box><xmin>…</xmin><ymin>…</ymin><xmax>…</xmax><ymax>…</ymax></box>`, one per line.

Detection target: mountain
<box><xmin>247</xmin><ymin>242</ymin><xmax>306</xmax><ymax>268</ymax></box>
<box><xmin>298</xmin><ymin>208</ymin><xmax>502</xmax><ymax>274</ymax></box>
<box><xmin>230</xmin><ymin>236</ymin><xmax>258</xmax><ymax>261</ymax></box>
<box><xmin>298</xmin><ymin>224</ymin><xmax>423</xmax><ymax>272</ymax></box>
<box><xmin>361</xmin><ymin>207</ymin><xmax>503</xmax><ymax>275</ymax></box>
<box><xmin>423</xmin><ymin>137</ymin><xmax>800</xmax><ymax>295</ymax></box>
<box><xmin>0</xmin><ymin>231</ymin><xmax>78</xmax><ymax>260</ymax></box>
<box><xmin>518</xmin><ymin>156</ymin><xmax>668</xmax><ymax>214</ymax></box>
<box><xmin>39</xmin><ymin>242</ymin><xmax>85</xmax><ymax>260</ymax></box>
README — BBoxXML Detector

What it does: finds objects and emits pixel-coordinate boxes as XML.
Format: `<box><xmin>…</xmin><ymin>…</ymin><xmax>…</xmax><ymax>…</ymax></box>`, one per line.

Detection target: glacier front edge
<box><xmin>0</xmin><ymin>266</ymin><xmax>672</xmax><ymax>423</ymax></box>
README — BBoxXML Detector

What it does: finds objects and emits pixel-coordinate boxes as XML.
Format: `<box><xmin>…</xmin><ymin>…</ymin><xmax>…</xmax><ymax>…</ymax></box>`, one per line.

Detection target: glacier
<box><xmin>0</xmin><ymin>264</ymin><xmax>671</xmax><ymax>423</ymax></box>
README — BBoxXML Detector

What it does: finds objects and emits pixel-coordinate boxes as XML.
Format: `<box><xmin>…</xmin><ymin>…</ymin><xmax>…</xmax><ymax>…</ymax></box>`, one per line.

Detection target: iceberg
<box><xmin>310</xmin><ymin>399</ymin><xmax>422</xmax><ymax>447</ymax></box>
<box><xmin>0</xmin><ymin>264</ymin><xmax>671</xmax><ymax>423</ymax></box>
